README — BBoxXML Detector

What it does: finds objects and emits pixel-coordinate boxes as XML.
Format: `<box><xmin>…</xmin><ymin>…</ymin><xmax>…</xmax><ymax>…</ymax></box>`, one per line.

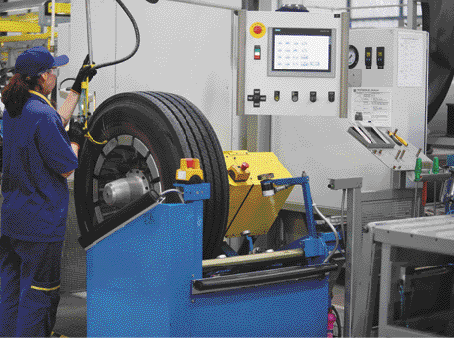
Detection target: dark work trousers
<box><xmin>0</xmin><ymin>235</ymin><xmax>63</xmax><ymax>337</ymax></box>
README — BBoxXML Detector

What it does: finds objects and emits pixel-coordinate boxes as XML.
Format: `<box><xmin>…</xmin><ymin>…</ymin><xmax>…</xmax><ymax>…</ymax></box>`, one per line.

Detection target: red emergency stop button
<box><xmin>241</xmin><ymin>162</ymin><xmax>249</xmax><ymax>171</ymax></box>
<box><xmin>250</xmin><ymin>22</ymin><xmax>266</xmax><ymax>39</ymax></box>
<box><xmin>253</xmin><ymin>26</ymin><xmax>262</xmax><ymax>35</ymax></box>
<box><xmin>185</xmin><ymin>158</ymin><xmax>195</xmax><ymax>168</ymax></box>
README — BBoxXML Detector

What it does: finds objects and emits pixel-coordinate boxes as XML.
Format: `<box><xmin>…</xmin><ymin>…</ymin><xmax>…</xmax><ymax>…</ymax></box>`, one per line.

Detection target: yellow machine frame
<box><xmin>224</xmin><ymin>151</ymin><xmax>293</xmax><ymax>238</ymax></box>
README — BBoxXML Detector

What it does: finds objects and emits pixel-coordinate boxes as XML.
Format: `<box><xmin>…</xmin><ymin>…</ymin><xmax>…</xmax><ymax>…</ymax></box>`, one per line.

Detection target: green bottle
<box><xmin>415</xmin><ymin>158</ymin><xmax>422</xmax><ymax>182</ymax></box>
<box><xmin>433</xmin><ymin>157</ymin><xmax>439</xmax><ymax>174</ymax></box>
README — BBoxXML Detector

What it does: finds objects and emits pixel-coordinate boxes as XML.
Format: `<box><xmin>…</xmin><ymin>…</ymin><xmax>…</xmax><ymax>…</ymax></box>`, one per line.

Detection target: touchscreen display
<box><xmin>272</xmin><ymin>28</ymin><xmax>332</xmax><ymax>72</ymax></box>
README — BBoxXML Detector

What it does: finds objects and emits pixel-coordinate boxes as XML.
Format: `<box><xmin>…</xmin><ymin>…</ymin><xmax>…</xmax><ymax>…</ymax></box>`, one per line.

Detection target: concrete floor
<box><xmin>53</xmin><ymin>292</ymin><xmax>87</xmax><ymax>337</ymax></box>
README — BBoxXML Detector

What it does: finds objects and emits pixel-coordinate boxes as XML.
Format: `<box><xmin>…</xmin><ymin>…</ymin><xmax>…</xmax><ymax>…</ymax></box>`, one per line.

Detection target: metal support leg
<box><xmin>346</xmin><ymin>184</ymin><xmax>363</xmax><ymax>337</ymax></box>
<box><xmin>354</xmin><ymin>226</ymin><xmax>382</xmax><ymax>337</ymax></box>
<box><xmin>378</xmin><ymin>244</ymin><xmax>393</xmax><ymax>336</ymax></box>
<box><xmin>407</xmin><ymin>0</ymin><xmax>417</xmax><ymax>30</ymax></box>
<box><xmin>328</xmin><ymin>177</ymin><xmax>363</xmax><ymax>337</ymax></box>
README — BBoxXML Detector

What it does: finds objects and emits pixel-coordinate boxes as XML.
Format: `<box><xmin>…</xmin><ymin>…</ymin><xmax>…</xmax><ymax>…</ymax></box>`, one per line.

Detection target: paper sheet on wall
<box><xmin>350</xmin><ymin>88</ymin><xmax>392</xmax><ymax>127</ymax></box>
<box><xmin>398</xmin><ymin>33</ymin><xmax>425</xmax><ymax>87</ymax></box>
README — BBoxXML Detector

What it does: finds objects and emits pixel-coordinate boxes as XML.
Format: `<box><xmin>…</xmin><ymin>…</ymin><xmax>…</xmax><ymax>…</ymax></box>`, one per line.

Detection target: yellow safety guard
<box><xmin>224</xmin><ymin>151</ymin><xmax>293</xmax><ymax>238</ymax></box>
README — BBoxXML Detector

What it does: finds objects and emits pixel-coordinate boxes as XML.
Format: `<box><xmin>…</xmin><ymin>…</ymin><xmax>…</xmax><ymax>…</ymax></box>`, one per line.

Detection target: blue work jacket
<box><xmin>1</xmin><ymin>91</ymin><xmax>78</xmax><ymax>242</ymax></box>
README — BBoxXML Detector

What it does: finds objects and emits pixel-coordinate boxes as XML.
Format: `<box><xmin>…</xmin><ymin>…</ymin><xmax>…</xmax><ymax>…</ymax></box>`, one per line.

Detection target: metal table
<box><xmin>357</xmin><ymin>215</ymin><xmax>454</xmax><ymax>337</ymax></box>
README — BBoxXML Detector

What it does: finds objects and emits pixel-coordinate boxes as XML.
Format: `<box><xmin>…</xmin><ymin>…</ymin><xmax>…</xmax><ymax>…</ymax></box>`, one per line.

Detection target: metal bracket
<box><xmin>328</xmin><ymin>177</ymin><xmax>363</xmax><ymax>190</ymax></box>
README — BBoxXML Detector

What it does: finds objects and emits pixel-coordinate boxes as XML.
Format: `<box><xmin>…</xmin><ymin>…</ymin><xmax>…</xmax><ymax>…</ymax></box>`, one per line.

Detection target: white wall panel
<box><xmin>351</xmin><ymin>0</ymin><xmax>400</xmax><ymax>18</ymax></box>
<box><xmin>303</xmin><ymin>0</ymin><xmax>347</xmax><ymax>9</ymax></box>
<box><xmin>65</xmin><ymin>0</ymin><xmax>239</xmax><ymax>150</ymax></box>
<box><xmin>113</xmin><ymin>0</ymin><xmax>236</xmax><ymax>150</ymax></box>
<box><xmin>70</xmin><ymin>0</ymin><xmax>117</xmax><ymax>108</ymax></box>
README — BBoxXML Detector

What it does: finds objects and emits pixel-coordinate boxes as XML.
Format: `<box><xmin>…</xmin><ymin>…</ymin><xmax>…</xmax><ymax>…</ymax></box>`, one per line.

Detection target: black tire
<box><xmin>74</xmin><ymin>92</ymin><xmax>229</xmax><ymax>259</ymax></box>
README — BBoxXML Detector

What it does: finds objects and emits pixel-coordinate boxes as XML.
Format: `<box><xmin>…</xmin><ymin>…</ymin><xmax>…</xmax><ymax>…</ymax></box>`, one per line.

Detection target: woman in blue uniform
<box><xmin>0</xmin><ymin>46</ymin><xmax>96</xmax><ymax>337</ymax></box>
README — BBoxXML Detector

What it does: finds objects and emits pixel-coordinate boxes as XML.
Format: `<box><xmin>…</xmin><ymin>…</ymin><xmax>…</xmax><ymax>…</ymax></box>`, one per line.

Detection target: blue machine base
<box><xmin>87</xmin><ymin>200</ymin><xmax>330</xmax><ymax>337</ymax></box>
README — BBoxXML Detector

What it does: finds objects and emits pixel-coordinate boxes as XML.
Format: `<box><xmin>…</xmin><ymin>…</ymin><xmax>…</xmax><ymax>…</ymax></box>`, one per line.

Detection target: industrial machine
<box><xmin>81</xmin><ymin>152</ymin><xmax>339</xmax><ymax>337</ymax></box>
<box><xmin>66</xmin><ymin>2</ymin><xmax>356</xmax><ymax>260</ymax></box>
<box><xmin>48</xmin><ymin>1</ymin><xmax>435</xmax><ymax>336</ymax></box>
<box><xmin>59</xmin><ymin>1</ymin><xmax>434</xmax><ymax>214</ymax></box>
<box><xmin>23</xmin><ymin>0</ymin><xmax>450</xmax><ymax>336</ymax></box>
<box><xmin>2</xmin><ymin>0</ymin><xmax>454</xmax><ymax>336</ymax></box>
<box><xmin>81</xmin><ymin>154</ymin><xmax>342</xmax><ymax>337</ymax></box>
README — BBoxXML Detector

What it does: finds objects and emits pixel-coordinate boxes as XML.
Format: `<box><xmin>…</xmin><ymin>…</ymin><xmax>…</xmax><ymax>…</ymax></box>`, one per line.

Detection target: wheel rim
<box><xmin>91</xmin><ymin>134</ymin><xmax>162</xmax><ymax>225</ymax></box>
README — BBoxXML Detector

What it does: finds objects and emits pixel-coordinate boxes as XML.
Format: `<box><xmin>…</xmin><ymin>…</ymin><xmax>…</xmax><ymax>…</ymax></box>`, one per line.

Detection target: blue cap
<box><xmin>15</xmin><ymin>46</ymin><xmax>69</xmax><ymax>77</ymax></box>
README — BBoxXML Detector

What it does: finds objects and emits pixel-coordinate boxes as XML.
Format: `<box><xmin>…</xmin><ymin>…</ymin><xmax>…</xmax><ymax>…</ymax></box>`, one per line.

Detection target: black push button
<box><xmin>248</xmin><ymin>89</ymin><xmax>266</xmax><ymax>108</ymax></box>
<box><xmin>377</xmin><ymin>47</ymin><xmax>384</xmax><ymax>69</ymax></box>
<box><xmin>365</xmin><ymin>47</ymin><xmax>372</xmax><ymax>69</ymax></box>
<box><xmin>292</xmin><ymin>91</ymin><xmax>298</xmax><ymax>102</ymax></box>
<box><xmin>328</xmin><ymin>91</ymin><xmax>335</xmax><ymax>102</ymax></box>
<box><xmin>310</xmin><ymin>91</ymin><xmax>317</xmax><ymax>103</ymax></box>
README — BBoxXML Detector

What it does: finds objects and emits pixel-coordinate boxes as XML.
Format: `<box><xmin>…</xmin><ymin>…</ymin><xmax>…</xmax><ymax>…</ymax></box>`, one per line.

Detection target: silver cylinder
<box><xmin>103</xmin><ymin>176</ymin><xmax>148</xmax><ymax>208</ymax></box>
<box><xmin>86</xmin><ymin>0</ymin><xmax>93</xmax><ymax>65</ymax></box>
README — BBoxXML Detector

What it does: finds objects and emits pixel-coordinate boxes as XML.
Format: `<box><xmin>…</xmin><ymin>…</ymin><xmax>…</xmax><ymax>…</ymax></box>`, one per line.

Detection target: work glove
<box><xmin>67</xmin><ymin>117</ymin><xmax>86</xmax><ymax>148</ymax></box>
<box><xmin>71</xmin><ymin>55</ymin><xmax>97</xmax><ymax>95</ymax></box>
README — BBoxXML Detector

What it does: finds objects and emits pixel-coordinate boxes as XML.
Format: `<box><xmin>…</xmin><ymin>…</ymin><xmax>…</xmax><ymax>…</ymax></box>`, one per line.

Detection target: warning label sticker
<box><xmin>350</xmin><ymin>88</ymin><xmax>392</xmax><ymax>127</ymax></box>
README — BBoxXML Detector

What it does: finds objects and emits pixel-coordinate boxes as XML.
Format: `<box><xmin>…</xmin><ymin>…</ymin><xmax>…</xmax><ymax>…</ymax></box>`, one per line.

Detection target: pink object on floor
<box><xmin>327</xmin><ymin>311</ymin><xmax>336</xmax><ymax>338</ymax></box>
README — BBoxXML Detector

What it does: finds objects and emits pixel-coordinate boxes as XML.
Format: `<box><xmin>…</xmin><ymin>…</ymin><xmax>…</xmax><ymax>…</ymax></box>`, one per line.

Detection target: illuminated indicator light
<box><xmin>254</xmin><ymin>46</ymin><xmax>261</xmax><ymax>60</ymax></box>
<box><xmin>185</xmin><ymin>158</ymin><xmax>195</xmax><ymax>168</ymax></box>
<box><xmin>253</xmin><ymin>26</ymin><xmax>262</xmax><ymax>35</ymax></box>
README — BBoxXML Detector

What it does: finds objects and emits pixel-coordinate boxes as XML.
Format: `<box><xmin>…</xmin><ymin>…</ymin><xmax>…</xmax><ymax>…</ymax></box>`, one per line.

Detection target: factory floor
<box><xmin>52</xmin><ymin>284</ymin><xmax>362</xmax><ymax>338</ymax></box>
<box><xmin>52</xmin><ymin>292</ymin><xmax>87</xmax><ymax>337</ymax></box>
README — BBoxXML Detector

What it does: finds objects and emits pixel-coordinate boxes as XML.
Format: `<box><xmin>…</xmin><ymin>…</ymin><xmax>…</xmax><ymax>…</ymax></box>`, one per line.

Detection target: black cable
<box><xmin>92</xmin><ymin>0</ymin><xmax>140</xmax><ymax>71</ymax></box>
<box><xmin>58</xmin><ymin>77</ymin><xmax>76</xmax><ymax>91</ymax></box>
<box><xmin>222</xmin><ymin>185</ymin><xmax>254</xmax><ymax>238</ymax></box>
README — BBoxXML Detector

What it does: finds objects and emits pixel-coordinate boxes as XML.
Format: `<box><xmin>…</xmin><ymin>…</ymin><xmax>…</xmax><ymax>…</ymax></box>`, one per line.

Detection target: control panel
<box><xmin>237</xmin><ymin>10</ymin><xmax>348</xmax><ymax>116</ymax></box>
<box><xmin>348</xmin><ymin>28</ymin><xmax>429</xmax><ymax>155</ymax></box>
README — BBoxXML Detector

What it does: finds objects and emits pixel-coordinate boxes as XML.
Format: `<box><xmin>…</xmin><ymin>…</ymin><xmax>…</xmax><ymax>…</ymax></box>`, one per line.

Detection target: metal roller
<box><xmin>74</xmin><ymin>91</ymin><xmax>229</xmax><ymax>259</ymax></box>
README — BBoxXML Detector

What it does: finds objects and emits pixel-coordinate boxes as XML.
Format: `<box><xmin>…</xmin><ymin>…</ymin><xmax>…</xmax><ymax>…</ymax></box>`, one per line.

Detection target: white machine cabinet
<box><xmin>348</xmin><ymin>28</ymin><xmax>429</xmax><ymax>157</ymax></box>
<box><xmin>272</xmin><ymin>27</ymin><xmax>429</xmax><ymax>210</ymax></box>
